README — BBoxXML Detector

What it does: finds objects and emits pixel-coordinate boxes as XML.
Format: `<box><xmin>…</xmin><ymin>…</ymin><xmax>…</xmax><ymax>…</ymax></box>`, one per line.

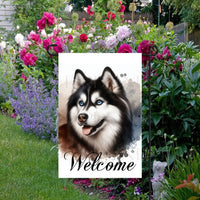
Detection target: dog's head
<box><xmin>67</xmin><ymin>67</ymin><xmax>128</xmax><ymax>137</ymax></box>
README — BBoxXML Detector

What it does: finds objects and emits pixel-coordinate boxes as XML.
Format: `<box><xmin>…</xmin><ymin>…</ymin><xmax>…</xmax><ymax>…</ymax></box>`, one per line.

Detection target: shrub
<box><xmin>163</xmin><ymin>151</ymin><xmax>200</xmax><ymax>200</ymax></box>
<box><xmin>142</xmin><ymin>42</ymin><xmax>200</xmax><ymax>166</ymax></box>
<box><xmin>0</xmin><ymin>45</ymin><xmax>17</xmax><ymax>102</ymax></box>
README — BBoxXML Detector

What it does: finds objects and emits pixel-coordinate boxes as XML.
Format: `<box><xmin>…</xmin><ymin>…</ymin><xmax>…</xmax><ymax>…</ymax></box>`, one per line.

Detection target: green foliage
<box><xmin>0</xmin><ymin>47</ymin><xmax>17</xmax><ymax>101</ymax></box>
<box><xmin>143</xmin><ymin>0</ymin><xmax>181</xmax><ymax>26</ymax></box>
<box><xmin>163</xmin><ymin>151</ymin><xmax>200</xmax><ymax>200</ymax></box>
<box><xmin>6</xmin><ymin>0</ymin><xmax>66</xmax><ymax>35</ymax></box>
<box><xmin>91</xmin><ymin>178</ymin><xmax>106</xmax><ymax>188</ymax></box>
<box><xmin>163</xmin><ymin>0</ymin><xmax>200</xmax><ymax>29</ymax></box>
<box><xmin>0</xmin><ymin>100</ymin><xmax>14</xmax><ymax>115</ymax></box>
<box><xmin>142</xmin><ymin>42</ymin><xmax>200</xmax><ymax>167</ymax></box>
<box><xmin>124</xmin><ymin>186</ymin><xmax>148</xmax><ymax>200</ymax></box>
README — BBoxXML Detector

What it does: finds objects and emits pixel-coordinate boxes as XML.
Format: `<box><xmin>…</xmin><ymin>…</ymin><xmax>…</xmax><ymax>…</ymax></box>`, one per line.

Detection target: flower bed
<box><xmin>0</xmin><ymin>1</ymin><xmax>200</xmax><ymax>199</ymax></box>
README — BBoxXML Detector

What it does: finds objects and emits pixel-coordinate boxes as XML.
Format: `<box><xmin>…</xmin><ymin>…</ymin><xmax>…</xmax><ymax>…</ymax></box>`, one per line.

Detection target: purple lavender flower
<box><xmin>9</xmin><ymin>76</ymin><xmax>58</xmax><ymax>141</ymax></box>
<box><xmin>97</xmin><ymin>39</ymin><xmax>106</xmax><ymax>49</ymax></box>
<box><xmin>134</xmin><ymin>187</ymin><xmax>141</xmax><ymax>195</ymax></box>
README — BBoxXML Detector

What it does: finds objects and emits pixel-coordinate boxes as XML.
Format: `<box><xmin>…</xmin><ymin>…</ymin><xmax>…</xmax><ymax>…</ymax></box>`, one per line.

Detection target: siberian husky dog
<box><xmin>59</xmin><ymin>67</ymin><xmax>133</xmax><ymax>157</ymax></box>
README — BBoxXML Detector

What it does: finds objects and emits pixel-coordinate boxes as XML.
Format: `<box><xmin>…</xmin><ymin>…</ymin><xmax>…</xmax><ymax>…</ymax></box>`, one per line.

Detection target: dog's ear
<box><xmin>73</xmin><ymin>69</ymin><xmax>88</xmax><ymax>92</ymax></box>
<box><xmin>101</xmin><ymin>67</ymin><xmax>123</xmax><ymax>94</ymax></box>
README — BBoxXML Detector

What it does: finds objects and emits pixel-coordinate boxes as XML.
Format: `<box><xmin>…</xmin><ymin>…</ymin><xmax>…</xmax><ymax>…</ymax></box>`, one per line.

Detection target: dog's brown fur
<box><xmin>59</xmin><ymin>124</ymin><xmax>78</xmax><ymax>154</ymax></box>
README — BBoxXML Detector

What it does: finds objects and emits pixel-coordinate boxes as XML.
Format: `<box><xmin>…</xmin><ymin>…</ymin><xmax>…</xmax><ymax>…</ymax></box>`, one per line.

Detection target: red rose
<box><xmin>117</xmin><ymin>44</ymin><xmax>132</xmax><ymax>53</ymax></box>
<box><xmin>80</xmin><ymin>34</ymin><xmax>88</xmax><ymax>42</ymax></box>
<box><xmin>137</xmin><ymin>40</ymin><xmax>155</xmax><ymax>66</ymax></box>
<box><xmin>107</xmin><ymin>11</ymin><xmax>116</xmax><ymax>20</ymax></box>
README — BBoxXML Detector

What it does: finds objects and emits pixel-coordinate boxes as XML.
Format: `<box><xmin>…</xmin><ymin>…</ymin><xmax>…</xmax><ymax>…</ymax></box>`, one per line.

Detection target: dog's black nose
<box><xmin>78</xmin><ymin>113</ymin><xmax>88</xmax><ymax>123</ymax></box>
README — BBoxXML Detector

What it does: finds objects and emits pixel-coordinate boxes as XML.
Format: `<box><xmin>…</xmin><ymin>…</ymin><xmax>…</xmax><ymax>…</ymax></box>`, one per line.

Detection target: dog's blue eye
<box><xmin>96</xmin><ymin>99</ymin><xmax>103</xmax><ymax>105</ymax></box>
<box><xmin>79</xmin><ymin>100</ymin><xmax>84</xmax><ymax>106</ymax></box>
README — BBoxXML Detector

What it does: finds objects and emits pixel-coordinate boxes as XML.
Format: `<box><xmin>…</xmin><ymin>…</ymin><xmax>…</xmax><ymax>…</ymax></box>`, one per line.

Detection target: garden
<box><xmin>0</xmin><ymin>0</ymin><xmax>200</xmax><ymax>199</ymax></box>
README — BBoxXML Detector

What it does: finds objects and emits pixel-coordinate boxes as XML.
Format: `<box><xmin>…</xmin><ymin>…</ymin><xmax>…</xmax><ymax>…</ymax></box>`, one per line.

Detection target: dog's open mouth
<box><xmin>82</xmin><ymin>119</ymin><xmax>104</xmax><ymax>136</ymax></box>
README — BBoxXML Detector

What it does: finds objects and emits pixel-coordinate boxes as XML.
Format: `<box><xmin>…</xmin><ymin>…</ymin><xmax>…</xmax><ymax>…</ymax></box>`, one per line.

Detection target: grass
<box><xmin>0</xmin><ymin>114</ymin><xmax>96</xmax><ymax>200</ymax></box>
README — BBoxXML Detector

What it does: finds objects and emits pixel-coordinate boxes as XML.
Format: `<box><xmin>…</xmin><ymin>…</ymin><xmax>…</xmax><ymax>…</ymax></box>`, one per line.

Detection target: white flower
<box><xmin>88</xmin><ymin>33</ymin><xmax>93</xmax><ymax>38</ymax></box>
<box><xmin>86</xmin><ymin>44</ymin><xmax>91</xmax><ymax>49</ymax></box>
<box><xmin>0</xmin><ymin>41</ymin><xmax>6</xmax><ymax>49</ymax></box>
<box><xmin>90</xmin><ymin>27</ymin><xmax>96</xmax><ymax>33</ymax></box>
<box><xmin>58</xmin><ymin>23</ymin><xmax>66</xmax><ymax>29</ymax></box>
<box><xmin>63</xmin><ymin>28</ymin><xmax>72</xmax><ymax>33</ymax></box>
<box><xmin>15</xmin><ymin>33</ymin><xmax>24</xmax><ymax>46</ymax></box>
<box><xmin>116</xmin><ymin>25</ymin><xmax>131</xmax><ymax>42</ymax></box>
<box><xmin>105</xmin><ymin>35</ymin><xmax>118</xmax><ymax>49</ymax></box>
<box><xmin>41</xmin><ymin>29</ymin><xmax>47</xmax><ymax>37</ymax></box>
<box><xmin>16</xmin><ymin>25</ymin><xmax>20</xmax><ymax>30</ymax></box>
<box><xmin>65</xmin><ymin>4</ymin><xmax>73</xmax><ymax>13</ymax></box>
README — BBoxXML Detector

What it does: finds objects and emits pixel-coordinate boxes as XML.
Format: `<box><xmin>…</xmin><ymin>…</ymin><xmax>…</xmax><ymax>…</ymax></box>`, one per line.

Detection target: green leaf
<box><xmin>187</xmin><ymin>196</ymin><xmax>199</xmax><ymax>200</ymax></box>
<box><xmin>153</xmin><ymin>115</ymin><xmax>162</xmax><ymax>126</ymax></box>
<box><xmin>167</xmin><ymin>154</ymin><xmax>175</xmax><ymax>166</ymax></box>
<box><xmin>183</xmin><ymin>121</ymin><xmax>188</xmax><ymax>131</ymax></box>
<box><xmin>192</xmin><ymin>62</ymin><xmax>200</xmax><ymax>73</ymax></box>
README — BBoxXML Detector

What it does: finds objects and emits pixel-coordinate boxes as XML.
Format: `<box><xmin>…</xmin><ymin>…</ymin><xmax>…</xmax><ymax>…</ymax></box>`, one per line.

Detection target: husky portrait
<box><xmin>59</xmin><ymin>67</ymin><xmax>133</xmax><ymax>157</ymax></box>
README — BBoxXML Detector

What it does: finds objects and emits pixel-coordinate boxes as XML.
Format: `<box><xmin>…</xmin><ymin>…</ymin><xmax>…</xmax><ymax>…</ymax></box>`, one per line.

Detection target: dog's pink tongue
<box><xmin>82</xmin><ymin>127</ymin><xmax>92</xmax><ymax>135</ymax></box>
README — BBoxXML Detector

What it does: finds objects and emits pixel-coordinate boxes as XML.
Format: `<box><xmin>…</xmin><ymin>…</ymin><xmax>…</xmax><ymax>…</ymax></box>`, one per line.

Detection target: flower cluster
<box><xmin>37</xmin><ymin>12</ymin><xmax>57</xmax><ymax>31</ymax></box>
<box><xmin>117</xmin><ymin>44</ymin><xmax>132</xmax><ymax>53</ymax></box>
<box><xmin>137</xmin><ymin>40</ymin><xmax>155</xmax><ymax>66</ymax></box>
<box><xmin>157</xmin><ymin>47</ymin><xmax>171</xmax><ymax>60</ymax></box>
<box><xmin>86</xmin><ymin>5</ymin><xmax>94</xmax><ymax>16</ymax></box>
<box><xmin>74</xmin><ymin>179</ymin><xmax>92</xmax><ymax>186</ymax></box>
<box><xmin>20</xmin><ymin>48</ymin><xmax>38</xmax><ymax>66</ymax></box>
<box><xmin>173</xmin><ymin>57</ymin><xmax>183</xmax><ymax>71</ymax></box>
<box><xmin>28</xmin><ymin>31</ymin><xmax>41</xmax><ymax>45</ymax></box>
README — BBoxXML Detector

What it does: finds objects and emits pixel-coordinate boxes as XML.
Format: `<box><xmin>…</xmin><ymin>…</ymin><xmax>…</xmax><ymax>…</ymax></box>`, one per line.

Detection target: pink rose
<box><xmin>76</xmin><ymin>25</ymin><xmax>81</xmax><ymax>30</ymax></box>
<box><xmin>36</xmin><ymin>12</ymin><xmax>57</xmax><ymax>31</ymax></box>
<box><xmin>23</xmin><ymin>53</ymin><xmax>38</xmax><ymax>66</ymax></box>
<box><xmin>119</xmin><ymin>5</ymin><xmax>125</xmax><ymax>12</ymax></box>
<box><xmin>87</xmin><ymin>5</ymin><xmax>94</xmax><ymax>16</ymax></box>
<box><xmin>28</xmin><ymin>31</ymin><xmax>41</xmax><ymax>45</ymax></box>
<box><xmin>53</xmin><ymin>37</ymin><xmax>64</xmax><ymax>53</ymax></box>
<box><xmin>12</xmin><ymin>113</ymin><xmax>17</xmax><ymax>118</ymax></box>
<box><xmin>43</xmin><ymin>38</ymin><xmax>52</xmax><ymax>50</ymax></box>
<box><xmin>37</xmin><ymin>17</ymin><xmax>46</xmax><ymax>30</ymax></box>
<box><xmin>20</xmin><ymin>48</ymin><xmax>27</xmax><ymax>60</ymax></box>
<box><xmin>21</xmin><ymin>73</ymin><xmax>27</xmax><ymax>81</ymax></box>
<box><xmin>43</xmin><ymin>12</ymin><xmax>57</xmax><ymax>26</ymax></box>
<box><xmin>117</xmin><ymin>44</ymin><xmax>132</xmax><ymax>53</ymax></box>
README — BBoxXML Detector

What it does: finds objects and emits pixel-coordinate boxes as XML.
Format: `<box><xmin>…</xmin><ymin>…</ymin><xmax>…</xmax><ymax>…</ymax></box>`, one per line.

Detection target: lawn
<box><xmin>0</xmin><ymin>114</ymin><xmax>96</xmax><ymax>200</ymax></box>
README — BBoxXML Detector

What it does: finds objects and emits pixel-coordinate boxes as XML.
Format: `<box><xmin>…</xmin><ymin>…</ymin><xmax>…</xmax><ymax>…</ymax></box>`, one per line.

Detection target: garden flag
<box><xmin>58</xmin><ymin>53</ymin><xmax>142</xmax><ymax>178</ymax></box>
